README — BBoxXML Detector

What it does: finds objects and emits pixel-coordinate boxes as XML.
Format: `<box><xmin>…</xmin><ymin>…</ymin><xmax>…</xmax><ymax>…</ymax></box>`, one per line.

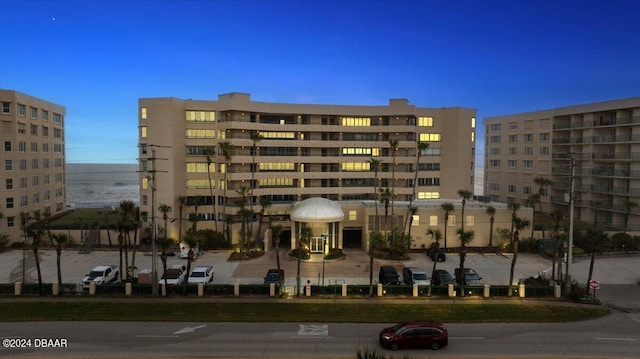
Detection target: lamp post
<box><xmin>321</xmin><ymin>234</ymin><xmax>327</xmax><ymax>286</ymax></box>
<box><xmin>22</xmin><ymin>234</ymin><xmax>27</xmax><ymax>283</ymax></box>
<box><xmin>564</xmin><ymin>156</ymin><xmax>575</xmax><ymax>296</ymax></box>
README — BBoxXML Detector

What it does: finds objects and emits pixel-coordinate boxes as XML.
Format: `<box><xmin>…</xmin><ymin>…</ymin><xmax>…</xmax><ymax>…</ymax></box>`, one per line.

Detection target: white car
<box><xmin>159</xmin><ymin>264</ymin><xmax>187</xmax><ymax>286</ymax></box>
<box><xmin>187</xmin><ymin>266</ymin><xmax>214</xmax><ymax>285</ymax></box>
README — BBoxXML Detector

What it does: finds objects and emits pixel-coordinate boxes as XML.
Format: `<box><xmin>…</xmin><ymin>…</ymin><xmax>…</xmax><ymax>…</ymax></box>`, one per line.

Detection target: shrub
<box><xmin>325</xmin><ymin>248</ymin><xmax>342</xmax><ymax>260</ymax></box>
<box><xmin>518</xmin><ymin>238</ymin><xmax>539</xmax><ymax>253</ymax></box>
<box><xmin>289</xmin><ymin>248</ymin><xmax>310</xmax><ymax>260</ymax></box>
<box><xmin>198</xmin><ymin>229</ymin><xmax>229</xmax><ymax>250</ymax></box>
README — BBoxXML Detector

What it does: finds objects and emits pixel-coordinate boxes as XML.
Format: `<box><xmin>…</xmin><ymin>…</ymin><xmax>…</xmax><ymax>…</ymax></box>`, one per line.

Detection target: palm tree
<box><xmin>426</xmin><ymin>228</ymin><xmax>442</xmax><ymax>297</ymax></box>
<box><xmin>103</xmin><ymin>212</ymin><xmax>113</xmax><ymax>247</ymax></box>
<box><xmin>271</xmin><ymin>224</ymin><xmax>284</xmax><ymax>272</ymax></box>
<box><xmin>158</xmin><ymin>204</ymin><xmax>172</xmax><ymax>242</ymax></box>
<box><xmin>297</xmin><ymin>224</ymin><xmax>313</xmax><ymax>297</ymax></box>
<box><xmin>388</xmin><ymin>139</ymin><xmax>399</xmax><ymax>230</ymax></box>
<box><xmin>534</xmin><ymin>177</ymin><xmax>553</xmax><ymax>239</ymax></box>
<box><xmin>249</xmin><ymin>131</ymin><xmax>263</xmax><ymax>216</ymax></box>
<box><xmin>550</xmin><ymin>210</ymin><xmax>565</xmax><ymax>281</ymax></box>
<box><xmin>181</xmin><ymin>231</ymin><xmax>200</xmax><ymax>295</ymax></box>
<box><xmin>50</xmin><ymin>233</ymin><xmax>68</xmax><ymax>296</ymax></box>
<box><xmin>440</xmin><ymin>202</ymin><xmax>454</xmax><ymax>249</ymax></box>
<box><xmin>203</xmin><ymin>146</ymin><xmax>218</xmax><ymax>232</ymax></box>
<box><xmin>157</xmin><ymin>236</ymin><xmax>174</xmax><ymax>295</ymax></box>
<box><xmin>456</xmin><ymin>228</ymin><xmax>474</xmax><ymax>297</ymax></box>
<box><xmin>507</xmin><ymin>202</ymin><xmax>521</xmax><ymax>243</ymax></box>
<box><xmin>379</xmin><ymin>187</ymin><xmax>393</xmax><ymax>235</ymax></box>
<box><xmin>623</xmin><ymin>200</ymin><xmax>638</xmax><ymax>233</ymax></box>
<box><xmin>403</xmin><ymin>141</ymin><xmax>429</xmax><ymax>235</ymax></box>
<box><xmin>190</xmin><ymin>195</ymin><xmax>204</xmax><ymax>231</ymax></box>
<box><xmin>368</xmin><ymin>230</ymin><xmax>385</xmax><ymax>296</ymax></box>
<box><xmin>255</xmin><ymin>196</ymin><xmax>272</xmax><ymax>250</ymax></box>
<box><xmin>527</xmin><ymin>193</ymin><xmax>540</xmax><ymax>239</ymax></box>
<box><xmin>22</xmin><ymin>210</ymin><xmax>45</xmax><ymax>295</ymax></box>
<box><xmin>404</xmin><ymin>207</ymin><xmax>418</xmax><ymax>249</ymax></box>
<box><xmin>177</xmin><ymin>196</ymin><xmax>187</xmax><ymax>244</ymax></box>
<box><xmin>486</xmin><ymin>205</ymin><xmax>496</xmax><ymax>249</ymax></box>
<box><xmin>369</xmin><ymin>158</ymin><xmax>382</xmax><ymax>231</ymax></box>
<box><xmin>508</xmin><ymin>216</ymin><xmax>530</xmax><ymax>296</ymax></box>
<box><xmin>458</xmin><ymin>190</ymin><xmax>473</xmax><ymax>232</ymax></box>
<box><xmin>235</xmin><ymin>186</ymin><xmax>251</xmax><ymax>253</ymax></box>
<box><xmin>130</xmin><ymin>205</ymin><xmax>141</xmax><ymax>281</ymax></box>
<box><xmin>585</xmin><ymin>228</ymin><xmax>607</xmax><ymax>293</ymax></box>
<box><xmin>219</xmin><ymin>141</ymin><xmax>234</xmax><ymax>241</ymax></box>
<box><xmin>119</xmin><ymin>200</ymin><xmax>137</xmax><ymax>282</ymax></box>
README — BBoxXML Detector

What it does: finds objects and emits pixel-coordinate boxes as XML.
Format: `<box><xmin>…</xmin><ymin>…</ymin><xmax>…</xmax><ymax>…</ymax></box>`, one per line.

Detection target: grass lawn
<box><xmin>0</xmin><ymin>301</ymin><xmax>608</xmax><ymax>323</ymax></box>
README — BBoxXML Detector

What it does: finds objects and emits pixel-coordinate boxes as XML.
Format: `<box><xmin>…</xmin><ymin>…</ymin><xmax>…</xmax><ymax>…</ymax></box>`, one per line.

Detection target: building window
<box><xmin>471</xmin><ymin>117</ymin><xmax>476</xmax><ymax>128</ymax></box>
<box><xmin>18</xmin><ymin>123</ymin><xmax>26</xmax><ymax>134</ymax></box>
<box><xmin>30</xmin><ymin>124</ymin><xmax>38</xmax><ymax>135</ymax></box>
<box><xmin>489</xmin><ymin>160</ymin><xmax>500</xmax><ymax>168</ymax></box>
<box><xmin>140</xmin><ymin>126</ymin><xmax>148</xmax><ymax>139</ymax></box>
<box><xmin>465</xmin><ymin>215</ymin><xmax>474</xmax><ymax>227</ymax></box>
<box><xmin>185</xmin><ymin>129</ymin><xmax>215</xmax><ymax>139</ymax></box>
<box><xmin>31</xmin><ymin>142</ymin><xmax>38</xmax><ymax>152</ymax></box>
<box><xmin>259</xmin><ymin>162</ymin><xmax>295</xmax><ymax>171</ymax></box>
<box><xmin>489</xmin><ymin>183</ymin><xmax>500</xmax><ymax>191</ymax></box>
<box><xmin>53</xmin><ymin>113</ymin><xmax>62</xmax><ymax>124</ymax></box>
<box><xmin>508</xmin><ymin>160</ymin><xmax>516</xmax><ymax>168</ymax></box>
<box><xmin>30</xmin><ymin>107</ymin><xmax>38</xmax><ymax>119</ymax></box>
<box><xmin>490</xmin><ymin>135</ymin><xmax>501</xmax><ymax>143</ymax></box>
<box><xmin>418</xmin><ymin>116</ymin><xmax>433</xmax><ymax>127</ymax></box>
<box><xmin>185</xmin><ymin>110</ymin><xmax>215</xmax><ymax>122</ymax></box>
<box><xmin>509</xmin><ymin>147</ymin><xmax>517</xmax><ymax>155</ymax></box>
<box><xmin>186</xmin><ymin>162</ymin><xmax>215</xmax><ymax>173</ymax></box>
<box><xmin>5</xmin><ymin>179</ymin><xmax>12</xmax><ymax>190</ymax></box>
<box><xmin>523</xmin><ymin>186</ymin><xmax>532</xmax><ymax>195</ymax></box>
<box><xmin>142</xmin><ymin>177</ymin><xmax>148</xmax><ymax>189</ymax></box>
<box><xmin>540</xmin><ymin>147</ymin><xmax>549</xmax><ymax>155</ymax></box>
<box><xmin>341</xmin><ymin>117</ymin><xmax>371</xmax><ymax>126</ymax></box>
<box><xmin>423</xmin><ymin>148</ymin><xmax>441</xmax><ymax>156</ymax></box>
<box><xmin>447</xmin><ymin>214</ymin><xmax>456</xmax><ymax>226</ymax></box>
<box><xmin>523</xmin><ymin>160</ymin><xmax>533</xmax><ymax>169</ymax></box>
<box><xmin>142</xmin><ymin>195</ymin><xmax>148</xmax><ymax>206</ymax></box>
<box><xmin>43</xmin><ymin>143</ymin><xmax>48</xmax><ymax>152</ymax></box>
<box><xmin>141</xmin><ymin>107</ymin><xmax>147</xmax><ymax>120</ymax></box>
<box><xmin>419</xmin><ymin>133</ymin><xmax>441</xmax><ymax>142</ymax></box>
<box><xmin>524</xmin><ymin>147</ymin><xmax>533</xmax><ymax>155</ymax></box>
<box><xmin>341</xmin><ymin>162</ymin><xmax>370</xmax><ymax>171</ymax></box>
<box><xmin>18</xmin><ymin>104</ymin><xmax>26</xmax><ymax>116</ymax></box>
<box><xmin>4</xmin><ymin>141</ymin><xmax>10</xmax><ymax>151</ymax></box>
<box><xmin>349</xmin><ymin>210</ymin><xmax>357</xmax><ymax>221</ymax></box>
<box><xmin>54</xmin><ymin>128</ymin><xmax>62</xmax><ymax>138</ymax></box>
<box><xmin>31</xmin><ymin>159</ymin><xmax>38</xmax><ymax>169</ymax></box>
<box><xmin>2</xmin><ymin>102</ymin><xmax>11</xmax><ymax>114</ymax></box>
<box><xmin>5</xmin><ymin>160</ymin><xmax>12</xmax><ymax>171</ymax></box>
<box><xmin>508</xmin><ymin>185</ymin><xmax>516</xmax><ymax>193</ymax></box>
<box><xmin>509</xmin><ymin>134</ymin><xmax>517</xmax><ymax>143</ymax></box>
<box><xmin>7</xmin><ymin>216</ymin><xmax>14</xmax><ymax>227</ymax></box>
<box><xmin>509</xmin><ymin>123</ymin><xmax>518</xmax><ymax>130</ymax></box>
<box><xmin>540</xmin><ymin>133</ymin><xmax>549</xmax><ymax>142</ymax></box>
<box><xmin>429</xmin><ymin>215</ymin><xmax>438</xmax><ymax>226</ymax></box>
<box><xmin>490</xmin><ymin>124</ymin><xmax>501</xmax><ymax>131</ymax></box>
<box><xmin>418</xmin><ymin>191</ymin><xmax>440</xmax><ymax>199</ymax></box>
<box><xmin>20</xmin><ymin>178</ymin><xmax>27</xmax><ymax>189</ymax></box>
<box><xmin>411</xmin><ymin>215</ymin><xmax>419</xmax><ymax>226</ymax></box>
<box><xmin>41</xmin><ymin>110</ymin><xmax>48</xmax><ymax>121</ymax></box>
<box><xmin>524</xmin><ymin>133</ymin><xmax>533</xmax><ymax>142</ymax></box>
<box><xmin>490</xmin><ymin>147</ymin><xmax>500</xmax><ymax>155</ymax></box>
<box><xmin>42</xmin><ymin>126</ymin><xmax>48</xmax><ymax>137</ymax></box>
<box><xmin>19</xmin><ymin>159</ymin><xmax>27</xmax><ymax>171</ymax></box>
<box><xmin>6</xmin><ymin>198</ymin><xmax>14</xmax><ymax>209</ymax></box>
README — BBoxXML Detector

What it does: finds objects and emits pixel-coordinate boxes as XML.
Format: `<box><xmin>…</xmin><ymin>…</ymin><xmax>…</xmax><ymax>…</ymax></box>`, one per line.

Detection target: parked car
<box><xmin>378</xmin><ymin>265</ymin><xmax>401</xmax><ymax>285</ymax></box>
<box><xmin>159</xmin><ymin>264</ymin><xmax>188</xmax><ymax>286</ymax></box>
<box><xmin>432</xmin><ymin>269</ymin><xmax>454</xmax><ymax>286</ymax></box>
<box><xmin>402</xmin><ymin>267</ymin><xmax>431</xmax><ymax>286</ymax></box>
<box><xmin>379</xmin><ymin>321</ymin><xmax>448</xmax><ymax>351</ymax></box>
<box><xmin>427</xmin><ymin>248</ymin><xmax>446</xmax><ymax>262</ymax></box>
<box><xmin>187</xmin><ymin>266</ymin><xmax>214</xmax><ymax>285</ymax></box>
<box><xmin>264</xmin><ymin>268</ymin><xmax>284</xmax><ymax>284</ymax></box>
<box><xmin>454</xmin><ymin>268</ymin><xmax>483</xmax><ymax>286</ymax></box>
<box><xmin>81</xmin><ymin>265</ymin><xmax>119</xmax><ymax>290</ymax></box>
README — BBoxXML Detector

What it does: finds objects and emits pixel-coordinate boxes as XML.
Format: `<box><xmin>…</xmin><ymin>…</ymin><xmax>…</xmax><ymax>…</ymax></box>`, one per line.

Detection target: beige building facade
<box><xmin>138</xmin><ymin>93</ymin><xmax>484</xmax><ymax>250</ymax></box>
<box><xmin>1</xmin><ymin>90</ymin><xmax>66</xmax><ymax>242</ymax></box>
<box><xmin>484</xmin><ymin>97</ymin><xmax>640</xmax><ymax>232</ymax></box>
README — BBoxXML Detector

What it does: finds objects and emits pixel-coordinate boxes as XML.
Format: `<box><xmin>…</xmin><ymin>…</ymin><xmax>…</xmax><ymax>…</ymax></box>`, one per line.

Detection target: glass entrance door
<box><xmin>310</xmin><ymin>237</ymin><xmax>323</xmax><ymax>253</ymax></box>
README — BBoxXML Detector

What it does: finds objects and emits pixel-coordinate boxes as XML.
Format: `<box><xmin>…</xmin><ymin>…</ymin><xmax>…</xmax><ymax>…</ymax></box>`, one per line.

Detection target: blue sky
<box><xmin>1</xmin><ymin>0</ymin><xmax>638</xmax><ymax>164</ymax></box>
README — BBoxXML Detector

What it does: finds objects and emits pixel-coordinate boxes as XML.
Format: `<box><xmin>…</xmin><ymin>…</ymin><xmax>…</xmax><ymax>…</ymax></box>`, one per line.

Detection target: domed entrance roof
<box><xmin>290</xmin><ymin>197</ymin><xmax>345</xmax><ymax>223</ymax></box>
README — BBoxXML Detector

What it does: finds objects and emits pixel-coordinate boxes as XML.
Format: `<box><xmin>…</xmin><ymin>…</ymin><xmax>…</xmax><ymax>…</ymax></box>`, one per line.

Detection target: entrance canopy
<box><xmin>290</xmin><ymin>197</ymin><xmax>344</xmax><ymax>223</ymax></box>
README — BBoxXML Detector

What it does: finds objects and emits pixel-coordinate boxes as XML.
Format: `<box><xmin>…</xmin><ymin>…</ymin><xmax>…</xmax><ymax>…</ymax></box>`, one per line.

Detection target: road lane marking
<box><xmin>135</xmin><ymin>335</ymin><xmax>179</xmax><ymax>338</ymax></box>
<box><xmin>174</xmin><ymin>324</ymin><xmax>207</xmax><ymax>335</ymax></box>
<box><xmin>595</xmin><ymin>337</ymin><xmax>637</xmax><ymax>341</ymax></box>
<box><xmin>450</xmin><ymin>337</ymin><xmax>485</xmax><ymax>340</ymax></box>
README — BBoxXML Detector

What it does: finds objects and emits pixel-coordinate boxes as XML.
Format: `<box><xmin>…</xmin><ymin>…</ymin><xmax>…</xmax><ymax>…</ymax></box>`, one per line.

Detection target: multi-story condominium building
<box><xmin>484</xmin><ymin>97</ymin><xmax>640</xmax><ymax>233</ymax></box>
<box><xmin>138</xmin><ymin>92</ymin><xmax>495</xmax><ymax>252</ymax></box>
<box><xmin>1</xmin><ymin>90</ymin><xmax>66</xmax><ymax>242</ymax></box>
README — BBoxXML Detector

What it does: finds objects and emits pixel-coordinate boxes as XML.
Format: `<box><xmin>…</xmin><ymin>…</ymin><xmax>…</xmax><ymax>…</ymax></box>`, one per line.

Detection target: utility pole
<box><xmin>144</xmin><ymin>145</ymin><xmax>168</xmax><ymax>297</ymax></box>
<box><xmin>564</xmin><ymin>156</ymin><xmax>575</xmax><ymax>296</ymax></box>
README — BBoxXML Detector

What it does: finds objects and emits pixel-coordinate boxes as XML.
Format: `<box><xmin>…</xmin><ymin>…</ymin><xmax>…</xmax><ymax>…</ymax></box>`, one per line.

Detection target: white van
<box><xmin>179</xmin><ymin>242</ymin><xmax>199</xmax><ymax>259</ymax></box>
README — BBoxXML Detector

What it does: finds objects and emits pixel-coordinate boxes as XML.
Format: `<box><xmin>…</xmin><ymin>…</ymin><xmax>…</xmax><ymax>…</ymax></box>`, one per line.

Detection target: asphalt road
<box><xmin>1</xmin><ymin>312</ymin><xmax>639</xmax><ymax>358</ymax></box>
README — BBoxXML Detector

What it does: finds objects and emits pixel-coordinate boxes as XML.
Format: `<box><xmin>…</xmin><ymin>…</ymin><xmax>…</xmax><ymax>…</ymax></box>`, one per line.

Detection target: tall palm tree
<box><xmin>486</xmin><ymin>205</ymin><xmax>496</xmax><ymax>249</ymax></box>
<box><xmin>388</xmin><ymin>139</ymin><xmax>399</xmax><ymax>230</ymax></box>
<box><xmin>507</xmin><ymin>202</ymin><xmax>521</xmax><ymax>243</ymax></box>
<box><xmin>534</xmin><ymin>177</ymin><xmax>553</xmax><ymax>239</ymax></box>
<box><xmin>623</xmin><ymin>200</ymin><xmax>638</xmax><ymax>233</ymax></box>
<box><xmin>190</xmin><ymin>195</ymin><xmax>204</xmax><ymax>231</ymax></box>
<box><xmin>177</xmin><ymin>196</ymin><xmax>187</xmax><ymax>244</ymax></box>
<box><xmin>130</xmin><ymin>205</ymin><xmax>141</xmax><ymax>281</ymax></box>
<box><xmin>159</xmin><ymin>204</ymin><xmax>172</xmax><ymax>241</ymax></box>
<box><xmin>255</xmin><ymin>196</ymin><xmax>272</xmax><ymax>250</ymax></box>
<box><xmin>369</xmin><ymin>158</ymin><xmax>382</xmax><ymax>231</ymax></box>
<box><xmin>440</xmin><ymin>202</ymin><xmax>454</xmax><ymax>249</ymax></box>
<box><xmin>404</xmin><ymin>207</ymin><xmax>418</xmax><ymax>249</ymax></box>
<box><xmin>527</xmin><ymin>193</ymin><xmax>540</xmax><ymax>239</ymax></box>
<box><xmin>379</xmin><ymin>187</ymin><xmax>393</xmax><ymax>235</ymax></box>
<box><xmin>203</xmin><ymin>147</ymin><xmax>218</xmax><ymax>232</ymax></box>
<box><xmin>271</xmin><ymin>224</ymin><xmax>284</xmax><ymax>272</ymax></box>
<box><xmin>458</xmin><ymin>190</ymin><xmax>473</xmax><ymax>232</ymax></box>
<box><xmin>426</xmin><ymin>228</ymin><xmax>442</xmax><ymax>297</ymax></box>
<box><xmin>249</xmin><ymin>131</ymin><xmax>263</xmax><ymax>217</ymax></box>
<box><xmin>508</xmin><ymin>216</ymin><xmax>530</xmax><ymax>296</ymax></box>
<box><xmin>50</xmin><ymin>233</ymin><xmax>68</xmax><ymax>296</ymax></box>
<box><xmin>23</xmin><ymin>210</ymin><xmax>45</xmax><ymax>295</ymax></box>
<box><xmin>235</xmin><ymin>185</ymin><xmax>251</xmax><ymax>253</ymax></box>
<box><xmin>550</xmin><ymin>210</ymin><xmax>565</xmax><ymax>281</ymax></box>
<box><xmin>219</xmin><ymin>141</ymin><xmax>234</xmax><ymax>241</ymax></box>
<box><xmin>158</xmin><ymin>236</ymin><xmax>174</xmax><ymax>294</ymax></box>
<box><xmin>456</xmin><ymin>228</ymin><xmax>474</xmax><ymax>297</ymax></box>
<box><xmin>297</xmin><ymin>224</ymin><xmax>313</xmax><ymax>297</ymax></box>
<box><xmin>181</xmin><ymin>231</ymin><xmax>200</xmax><ymax>295</ymax></box>
<box><xmin>585</xmin><ymin>228</ymin><xmax>607</xmax><ymax>293</ymax></box>
<box><xmin>103</xmin><ymin>212</ymin><xmax>113</xmax><ymax>247</ymax></box>
<box><xmin>119</xmin><ymin>200</ymin><xmax>137</xmax><ymax>282</ymax></box>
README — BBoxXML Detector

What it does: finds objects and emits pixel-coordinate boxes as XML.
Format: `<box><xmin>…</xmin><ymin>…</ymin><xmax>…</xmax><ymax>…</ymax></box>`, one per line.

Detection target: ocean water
<box><xmin>66</xmin><ymin>163</ymin><xmax>139</xmax><ymax>208</ymax></box>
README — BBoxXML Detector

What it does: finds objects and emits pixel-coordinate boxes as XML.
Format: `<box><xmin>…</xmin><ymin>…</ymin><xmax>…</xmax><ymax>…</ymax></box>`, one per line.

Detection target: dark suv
<box><xmin>264</xmin><ymin>269</ymin><xmax>284</xmax><ymax>284</ymax></box>
<box><xmin>454</xmin><ymin>268</ymin><xmax>483</xmax><ymax>286</ymax></box>
<box><xmin>378</xmin><ymin>266</ymin><xmax>400</xmax><ymax>285</ymax></box>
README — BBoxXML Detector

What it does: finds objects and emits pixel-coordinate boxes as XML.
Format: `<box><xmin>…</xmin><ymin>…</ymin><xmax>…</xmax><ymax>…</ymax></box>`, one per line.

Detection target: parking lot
<box><xmin>1</xmin><ymin>247</ymin><xmax>638</xmax><ymax>288</ymax></box>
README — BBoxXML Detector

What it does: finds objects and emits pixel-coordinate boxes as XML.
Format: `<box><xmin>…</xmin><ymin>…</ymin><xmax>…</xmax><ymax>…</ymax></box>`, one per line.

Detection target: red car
<box><xmin>379</xmin><ymin>321</ymin><xmax>448</xmax><ymax>351</ymax></box>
